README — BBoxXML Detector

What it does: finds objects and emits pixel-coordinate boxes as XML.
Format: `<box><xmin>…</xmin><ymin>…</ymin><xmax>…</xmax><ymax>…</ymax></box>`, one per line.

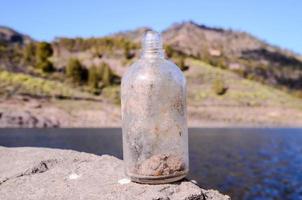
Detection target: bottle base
<box><xmin>127</xmin><ymin>170</ymin><xmax>188</xmax><ymax>184</ymax></box>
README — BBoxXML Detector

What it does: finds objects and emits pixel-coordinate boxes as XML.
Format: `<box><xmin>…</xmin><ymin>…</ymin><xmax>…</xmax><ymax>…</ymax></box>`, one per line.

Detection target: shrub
<box><xmin>34</xmin><ymin>42</ymin><xmax>54</xmax><ymax>73</ymax></box>
<box><xmin>87</xmin><ymin>62</ymin><xmax>119</xmax><ymax>95</ymax></box>
<box><xmin>124</xmin><ymin>41</ymin><xmax>135</xmax><ymax>59</ymax></box>
<box><xmin>36</xmin><ymin>42</ymin><xmax>53</xmax><ymax>63</ymax></box>
<box><xmin>212</xmin><ymin>79</ymin><xmax>228</xmax><ymax>95</ymax></box>
<box><xmin>163</xmin><ymin>45</ymin><xmax>189</xmax><ymax>71</ymax></box>
<box><xmin>23</xmin><ymin>42</ymin><xmax>36</xmax><ymax>65</ymax></box>
<box><xmin>36</xmin><ymin>60</ymin><xmax>55</xmax><ymax>73</ymax></box>
<box><xmin>66</xmin><ymin>58</ymin><xmax>88</xmax><ymax>84</ymax></box>
<box><xmin>99</xmin><ymin>62</ymin><xmax>114</xmax><ymax>86</ymax></box>
<box><xmin>173</xmin><ymin>56</ymin><xmax>189</xmax><ymax>71</ymax></box>
<box><xmin>88</xmin><ymin>65</ymin><xmax>101</xmax><ymax>89</ymax></box>
<box><xmin>0</xmin><ymin>70</ymin><xmax>89</xmax><ymax>98</ymax></box>
<box><xmin>207</xmin><ymin>57</ymin><xmax>227</xmax><ymax>69</ymax></box>
<box><xmin>102</xmin><ymin>86</ymin><xmax>121</xmax><ymax>105</ymax></box>
<box><xmin>164</xmin><ymin>45</ymin><xmax>174</xmax><ymax>58</ymax></box>
<box><xmin>87</xmin><ymin>63</ymin><xmax>120</xmax><ymax>94</ymax></box>
<box><xmin>55</xmin><ymin>37</ymin><xmax>139</xmax><ymax>52</ymax></box>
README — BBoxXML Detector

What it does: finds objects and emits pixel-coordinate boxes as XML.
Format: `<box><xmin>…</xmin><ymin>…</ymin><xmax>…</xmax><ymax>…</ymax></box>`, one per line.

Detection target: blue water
<box><xmin>0</xmin><ymin>128</ymin><xmax>301</xmax><ymax>200</ymax></box>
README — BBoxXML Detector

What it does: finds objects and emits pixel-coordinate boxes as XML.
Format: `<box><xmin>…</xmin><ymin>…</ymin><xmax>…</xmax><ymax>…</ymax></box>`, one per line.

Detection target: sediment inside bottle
<box><xmin>128</xmin><ymin>153</ymin><xmax>187</xmax><ymax>182</ymax></box>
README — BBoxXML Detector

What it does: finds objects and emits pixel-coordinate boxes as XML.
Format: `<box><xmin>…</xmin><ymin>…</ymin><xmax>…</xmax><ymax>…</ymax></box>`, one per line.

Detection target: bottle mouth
<box><xmin>141</xmin><ymin>31</ymin><xmax>164</xmax><ymax>58</ymax></box>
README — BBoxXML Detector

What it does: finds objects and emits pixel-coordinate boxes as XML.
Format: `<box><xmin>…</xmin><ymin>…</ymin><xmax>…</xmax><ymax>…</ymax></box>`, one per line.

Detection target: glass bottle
<box><xmin>121</xmin><ymin>31</ymin><xmax>188</xmax><ymax>184</ymax></box>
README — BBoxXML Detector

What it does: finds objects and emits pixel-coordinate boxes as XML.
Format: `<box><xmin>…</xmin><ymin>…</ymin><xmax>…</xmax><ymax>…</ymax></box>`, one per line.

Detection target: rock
<box><xmin>0</xmin><ymin>147</ymin><xmax>230</xmax><ymax>200</ymax></box>
<box><xmin>0</xmin><ymin>110</ymin><xmax>59</xmax><ymax>128</ymax></box>
<box><xmin>27</xmin><ymin>101</ymin><xmax>43</xmax><ymax>109</ymax></box>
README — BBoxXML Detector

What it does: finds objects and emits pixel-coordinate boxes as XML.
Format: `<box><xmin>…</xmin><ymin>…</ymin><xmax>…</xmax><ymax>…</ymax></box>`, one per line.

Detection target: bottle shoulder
<box><xmin>122</xmin><ymin>58</ymin><xmax>186</xmax><ymax>87</ymax></box>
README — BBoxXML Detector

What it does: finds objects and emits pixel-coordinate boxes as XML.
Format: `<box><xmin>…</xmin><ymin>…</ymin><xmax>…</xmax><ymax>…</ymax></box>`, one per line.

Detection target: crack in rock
<box><xmin>0</xmin><ymin>159</ymin><xmax>58</xmax><ymax>186</ymax></box>
<box><xmin>0</xmin><ymin>178</ymin><xmax>9</xmax><ymax>185</ymax></box>
<box><xmin>155</xmin><ymin>185</ymin><xmax>203</xmax><ymax>200</ymax></box>
<box><xmin>22</xmin><ymin>159</ymin><xmax>58</xmax><ymax>175</ymax></box>
<box><xmin>151</xmin><ymin>195</ymin><xmax>171</xmax><ymax>200</ymax></box>
<box><xmin>186</xmin><ymin>194</ymin><xmax>202</xmax><ymax>200</ymax></box>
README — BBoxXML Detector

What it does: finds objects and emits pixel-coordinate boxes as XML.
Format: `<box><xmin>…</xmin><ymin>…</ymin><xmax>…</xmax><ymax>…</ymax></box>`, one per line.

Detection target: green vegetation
<box><xmin>102</xmin><ymin>85</ymin><xmax>121</xmax><ymax>105</ymax></box>
<box><xmin>100</xmin><ymin>62</ymin><xmax>115</xmax><ymax>86</ymax></box>
<box><xmin>3</xmin><ymin>41</ymin><xmax>53</xmax><ymax>73</ymax></box>
<box><xmin>186</xmin><ymin>59</ymin><xmax>302</xmax><ymax>109</ymax></box>
<box><xmin>23</xmin><ymin>42</ymin><xmax>36</xmax><ymax>65</ymax></box>
<box><xmin>36</xmin><ymin>42</ymin><xmax>53</xmax><ymax>62</ymax></box>
<box><xmin>88</xmin><ymin>65</ymin><xmax>100</xmax><ymax>90</ymax></box>
<box><xmin>173</xmin><ymin>56</ymin><xmax>188</xmax><ymax>71</ymax></box>
<box><xmin>164</xmin><ymin>45</ymin><xmax>189</xmax><ymax>71</ymax></box>
<box><xmin>54</xmin><ymin>37</ymin><xmax>139</xmax><ymax>53</ymax></box>
<box><xmin>0</xmin><ymin>70</ymin><xmax>89</xmax><ymax>98</ymax></box>
<box><xmin>87</xmin><ymin>62</ymin><xmax>120</xmax><ymax>95</ymax></box>
<box><xmin>207</xmin><ymin>57</ymin><xmax>227</xmax><ymax>69</ymax></box>
<box><xmin>212</xmin><ymin>79</ymin><xmax>228</xmax><ymax>95</ymax></box>
<box><xmin>0</xmin><ymin>42</ymin><xmax>23</xmax><ymax>66</ymax></box>
<box><xmin>66</xmin><ymin>58</ymin><xmax>88</xmax><ymax>84</ymax></box>
<box><xmin>164</xmin><ymin>45</ymin><xmax>174</xmax><ymax>58</ymax></box>
<box><xmin>66</xmin><ymin>58</ymin><xmax>119</xmax><ymax>95</ymax></box>
<box><xmin>1</xmin><ymin>24</ymin><xmax>301</xmax><ymax>116</ymax></box>
<box><xmin>36</xmin><ymin>60</ymin><xmax>54</xmax><ymax>73</ymax></box>
<box><xmin>124</xmin><ymin>41</ymin><xmax>135</xmax><ymax>59</ymax></box>
<box><xmin>35</xmin><ymin>42</ymin><xmax>54</xmax><ymax>72</ymax></box>
<box><xmin>199</xmin><ymin>51</ymin><xmax>302</xmax><ymax>94</ymax></box>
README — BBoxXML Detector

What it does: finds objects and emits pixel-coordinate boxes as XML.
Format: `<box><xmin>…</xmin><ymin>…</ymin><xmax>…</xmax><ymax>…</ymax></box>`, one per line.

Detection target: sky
<box><xmin>1</xmin><ymin>0</ymin><xmax>301</xmax><ymax>54</ymax></box>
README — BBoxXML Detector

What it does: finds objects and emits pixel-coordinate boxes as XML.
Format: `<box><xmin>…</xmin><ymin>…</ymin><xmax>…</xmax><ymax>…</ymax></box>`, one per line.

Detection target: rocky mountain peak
<box><xmin>162</xmin><ymin>21</ymin><xmax>265</xmax><ymax>57</ymax></box>
<box><xmin>113</xmin><ymin>27</ymin><xmax>153</xmax><ymax>43</ymax></box>
<box><xmin>0</xmin><ymin>26</ymin><xmax>32</xmax><ymax>44</ymax></box>
<box><xmin>164</xmin><ymin>21</ymin><xmax>225</xmax><ymax>34</ymax></box>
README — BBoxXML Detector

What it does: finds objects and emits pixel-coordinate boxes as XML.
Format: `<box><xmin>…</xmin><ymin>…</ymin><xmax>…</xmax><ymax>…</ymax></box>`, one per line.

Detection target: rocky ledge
<box><xmin>0</xmin><ymin>147</ymin><xmax>230</xmax><ymax>200</ymax></box>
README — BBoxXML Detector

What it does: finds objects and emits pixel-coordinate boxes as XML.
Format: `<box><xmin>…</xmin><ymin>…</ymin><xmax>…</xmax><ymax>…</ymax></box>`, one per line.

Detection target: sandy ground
<box><xmin>0</xmin><ymin>97</ymin><xmax>302</xmax><ymax>127</ymax></box>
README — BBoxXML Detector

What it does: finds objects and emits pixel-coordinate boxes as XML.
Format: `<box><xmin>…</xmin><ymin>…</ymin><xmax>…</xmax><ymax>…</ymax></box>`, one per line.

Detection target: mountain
<box><xmin>0</xmin><ymin>26</ymin><xmax>32</xmax><ymax>44</ymax></box>
<box><xmin>1</xmin><ymin>21</ymin><xmax>302</xmax><ymax>93</ymax></box>
<box><xmin>0</xmin><ymin>26</ymin><xmax>34</xmax><ymax>72</ymax></box>
<box><xmin>1</xmin><ymin>22</ymin><xmax>302</xmax><ymax>127</ymax></box>
<box><xmin>117</xmin><ymin>21</ymin><xmax>302</xmax><ymax>92</ymax></box>
<box><xmin>113</xmin><ymin>27</ymin><xmax>152</xmax><ymax>43</ymax></box>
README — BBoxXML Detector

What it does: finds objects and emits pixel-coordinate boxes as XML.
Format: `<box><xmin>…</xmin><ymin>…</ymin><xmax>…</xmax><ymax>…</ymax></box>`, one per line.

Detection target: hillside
<box><xmin>0</xmin><ymin>26</ymin><xmax>33</xmax><ymax>72</ymax></box>
<box><xmin>117</xmin><ymin>22</ymin><xmax>302</xmax><ymax>94</ymax></box>
<box><xmin>0</xmin><ymin>26</ymin><xmax>32</xmax><ymax>44</ymax></box>
<box><xmin>0</xmin><ymin>22</ymin><xmax>302</xmax><ymax>127</ymax></box>
<box><xmin>184</xmin><ymin>59</ymin><xmax>302</xmax><ymax>126</ymax></box>
<box><xmin>1</xmin><ymin>57</ymin><xmax>302</xmax><ymax>127</ymax></box>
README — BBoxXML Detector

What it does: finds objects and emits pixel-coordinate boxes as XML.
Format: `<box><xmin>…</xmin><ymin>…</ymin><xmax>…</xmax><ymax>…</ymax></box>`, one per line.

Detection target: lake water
<box><xmin>0</xmin><ymin>128</ymin><xmax>301</xmax><ymax>200</ymax></box>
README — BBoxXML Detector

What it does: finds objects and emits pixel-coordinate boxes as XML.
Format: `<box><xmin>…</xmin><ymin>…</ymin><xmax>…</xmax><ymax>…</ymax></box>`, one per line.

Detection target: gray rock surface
<box><xmin>0</xmin><ymin>146</ymin><xmax>230</xmax><ymax>200</ymax></box>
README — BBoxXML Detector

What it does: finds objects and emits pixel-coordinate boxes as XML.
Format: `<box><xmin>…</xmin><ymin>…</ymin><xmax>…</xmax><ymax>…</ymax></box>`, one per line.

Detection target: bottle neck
<box><xmin>141</xmin><ymin>31</ymin><xmax>164</xmax><ymax>59</ymax></box>
<box><xmin>141</xmin><ymin>48</ymin><xmax>164</xmax><ymax>59</ymax></box>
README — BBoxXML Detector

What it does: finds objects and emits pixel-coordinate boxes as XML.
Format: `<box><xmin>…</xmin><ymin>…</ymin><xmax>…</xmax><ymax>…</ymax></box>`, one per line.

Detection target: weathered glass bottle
<box><xmin>121</xmin><ymin>31</ymin><xmax>188</xmax><ymax>184</ymax></box>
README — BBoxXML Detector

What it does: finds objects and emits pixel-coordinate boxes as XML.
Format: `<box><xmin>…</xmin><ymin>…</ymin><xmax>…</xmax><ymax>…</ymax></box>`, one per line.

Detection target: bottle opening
<box><xmin>141</xmin><ymin>31</ymin><xmax>164</xmax><ymax>58</ymax></box>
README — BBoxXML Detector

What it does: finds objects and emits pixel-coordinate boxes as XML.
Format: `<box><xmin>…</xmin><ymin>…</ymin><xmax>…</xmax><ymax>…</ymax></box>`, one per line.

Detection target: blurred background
<box><xmin>0</xmin><ymin>0</ymin><xmax>302</xmax><ymax>127</ymax></box>
<box><xmin>1</xmin><ymin>1</ymin><xmax>302</xmax><ymax>199</ymax></box>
